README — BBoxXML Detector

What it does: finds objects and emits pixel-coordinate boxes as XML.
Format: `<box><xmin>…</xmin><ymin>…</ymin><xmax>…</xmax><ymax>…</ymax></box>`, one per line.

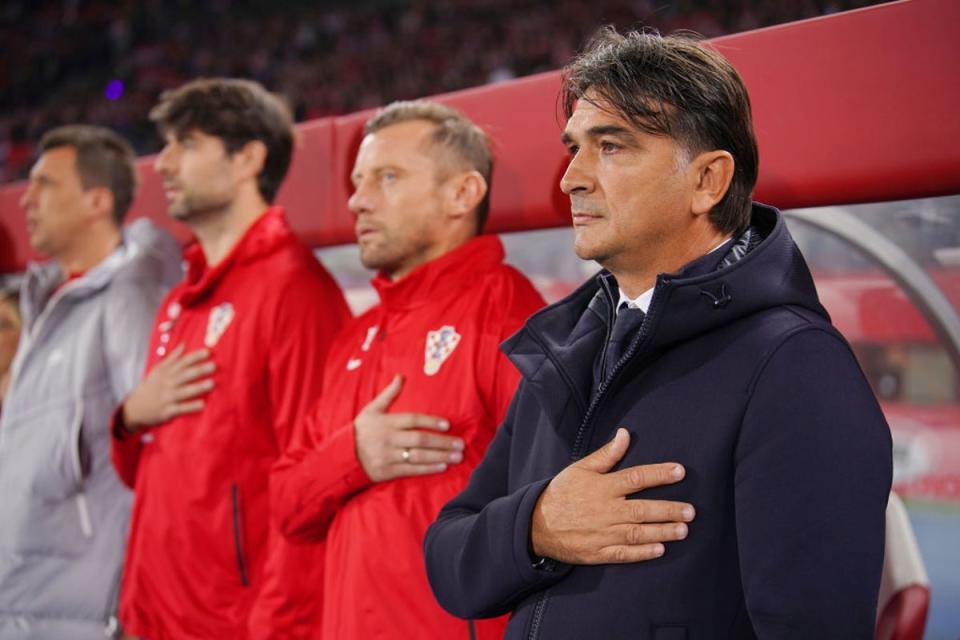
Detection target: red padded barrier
<box><xmin>2</xmin><ymin>0</ymin><xmax>958</xmax><ymax>272</ymax></box>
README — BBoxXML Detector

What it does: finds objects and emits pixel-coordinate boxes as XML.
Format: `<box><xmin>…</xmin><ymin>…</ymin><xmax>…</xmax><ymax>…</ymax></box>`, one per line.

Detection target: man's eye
<box><xmin>600</xmin><ymin>141</ymin><xmax>621</xmax><ymax>154</ymax></box>
<box><xmin>566</xmin><ymin>145</ymin><xmax>579</xmax><ymax>157</ymax></box>
<box><xmin>381</xmin><ymin>172</ymin><xmax>396</xmax><ymax>183</ymax></box>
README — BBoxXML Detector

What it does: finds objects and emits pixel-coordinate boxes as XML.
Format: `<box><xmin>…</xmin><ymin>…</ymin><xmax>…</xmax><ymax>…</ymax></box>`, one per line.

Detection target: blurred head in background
<box><xmin>19</xmin><ymin>125</ymin><xmax>137</xmax><ymax>271</ymax></box>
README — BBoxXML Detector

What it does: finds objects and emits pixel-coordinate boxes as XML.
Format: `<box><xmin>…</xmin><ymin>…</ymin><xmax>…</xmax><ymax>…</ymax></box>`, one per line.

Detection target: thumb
<box><xmin>366</xmin><ymin>374</ymin><xmax>404</xmax><ymax>414</ymax></box>
<box><xmin>575</xmin><ymin>427</ymin><xmax>629</xmax><ymax>473</ymax></box>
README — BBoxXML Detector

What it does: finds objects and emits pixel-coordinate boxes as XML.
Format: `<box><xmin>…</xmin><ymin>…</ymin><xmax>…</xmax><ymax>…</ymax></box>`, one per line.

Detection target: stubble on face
<box><xmin>158</xmin><ymin>131</ymin><xmax>236</xmax><ymax>224</ymax></box>
<box><xmin>349</xmin><ymin>120</ymin><xmax>450</xmax><ymax>279</ymax></box>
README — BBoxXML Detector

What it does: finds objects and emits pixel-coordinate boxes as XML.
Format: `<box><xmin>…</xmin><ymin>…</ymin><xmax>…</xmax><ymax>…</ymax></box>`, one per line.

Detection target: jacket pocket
<box><xmin>231</xmin><ymin>483</ymin><xmax>250</xmax><ymax>587</ymax></box>
<box><xmin>0</xmin><ymin>397</ymin><xmax>92</xmax><ymax>555</ymax></box>
<box><xmin>70</xmin><ymin>399</ymin><xmax>93</xmax><ymax>539</ymax></box>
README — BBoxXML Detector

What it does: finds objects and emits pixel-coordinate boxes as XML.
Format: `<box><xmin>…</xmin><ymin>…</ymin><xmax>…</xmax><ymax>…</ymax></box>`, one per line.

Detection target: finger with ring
<box><xmin>401</xmin><ymin>448</ymin><xmax>412</xmax><ymax>463</ymax></box>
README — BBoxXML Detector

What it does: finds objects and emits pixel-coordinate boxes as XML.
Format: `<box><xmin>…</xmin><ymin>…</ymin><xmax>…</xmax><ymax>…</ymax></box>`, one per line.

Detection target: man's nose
<box><xmin>154</xmin><ymin>144</ymin><xmax>176</xmax><ymax>175</ymax></box>
<box><xmin>19</xmin><ymin>184</ymin><xmax>35</xmax><ymax>210</ymax></box>
<box><xmin>560</xmin><ymin>152</ymin><xmax>593</xmax><ymax>195</ymax></box>
<box><xmin>347</xmin><ymin>182</ymin><xmax>371</xmax><ymax>216</ymax></box>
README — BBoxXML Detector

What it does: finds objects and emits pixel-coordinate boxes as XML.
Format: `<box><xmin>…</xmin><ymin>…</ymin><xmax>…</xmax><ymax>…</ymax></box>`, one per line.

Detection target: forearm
<box><xmin>425</xmin><ymin>477</ymin><xmax>570</xmax><ymax>618</ymax></box>
<box><xmin>271</xmin><ymin>424</ymin><xmax>371</xmax><ymax>543</ymax></box>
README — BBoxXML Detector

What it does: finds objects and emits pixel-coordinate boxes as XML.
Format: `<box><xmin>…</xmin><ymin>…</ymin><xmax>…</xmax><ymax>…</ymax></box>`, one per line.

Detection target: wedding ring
<box><xmin>401</xmin><ymin>448</ymin><xmax>411</xmax><ymax>463</ymax></box>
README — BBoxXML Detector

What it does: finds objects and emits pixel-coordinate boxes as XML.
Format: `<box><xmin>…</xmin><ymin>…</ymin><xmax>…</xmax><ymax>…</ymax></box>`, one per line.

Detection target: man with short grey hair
<box><xmin>271</xmin><ymin>100</ymin><xmax>544</xmax><ymax>639</ymax></box>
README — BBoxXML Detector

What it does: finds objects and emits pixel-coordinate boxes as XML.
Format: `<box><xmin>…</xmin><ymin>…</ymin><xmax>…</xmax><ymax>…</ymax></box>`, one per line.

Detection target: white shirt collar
<box><xmin>617</xmin><ymin>287</ymin><xmax>654</xmax><ymax>313</ymax></box>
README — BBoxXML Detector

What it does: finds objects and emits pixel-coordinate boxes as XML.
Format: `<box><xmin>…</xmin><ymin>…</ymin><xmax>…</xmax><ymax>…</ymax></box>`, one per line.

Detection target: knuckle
<box><xmin>628</xmin><ymin>468</ymin><xmax>646</xmax><ymax>488</ymax></box>
<box><xmin>611</xmin><ymin>547</ymin><xmax>630</xmax><ymax>563</ymax></box>
<box><xmin>626</xmin><ymin>526</ymin><xmax>644</xmax><ymax>545</ymax></box>
<box><xmin>630</xmin><ymin>501</ymin><xmax>647</xmax><ymax>522</ymax></box>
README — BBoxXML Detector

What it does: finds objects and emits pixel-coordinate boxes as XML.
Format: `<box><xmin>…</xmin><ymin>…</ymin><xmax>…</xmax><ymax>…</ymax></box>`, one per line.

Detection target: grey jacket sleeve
<box><xmin>102</xmin><ymin>272</ymin><xmax>169</xmax><ymax>403</ymax></box>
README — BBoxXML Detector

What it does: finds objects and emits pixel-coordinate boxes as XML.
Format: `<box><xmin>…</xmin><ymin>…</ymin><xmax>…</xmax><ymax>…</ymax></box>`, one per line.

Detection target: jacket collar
<box><xmin>371</xmin><ymin>235</ymin><xmax>505</xmax><ymax>312</ymax></box>
<box><xmin>22</xmin><ymin>239</ymin><xmax>135</xmax><ymax>329</ymax></box>
<box><xmin>505</xmin><ymin>204</ymin><xmax>828</xmax><ymax>383</ymax></box>
<box><xmin>179</xmin><ymin>206</ymin><xmax>292</xmax><ymax>306</ymax></box>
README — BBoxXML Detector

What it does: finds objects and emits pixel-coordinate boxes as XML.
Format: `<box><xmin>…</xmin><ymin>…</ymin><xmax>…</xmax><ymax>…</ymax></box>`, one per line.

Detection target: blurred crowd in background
<box><xmin>0</xmin><ymin>0</ymin><xmax>883</xmax><ymax>183</ymax></box>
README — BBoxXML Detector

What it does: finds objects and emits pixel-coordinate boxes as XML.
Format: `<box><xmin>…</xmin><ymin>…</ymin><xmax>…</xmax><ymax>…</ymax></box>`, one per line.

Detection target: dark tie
<box><xmin>604</xmin><ymin>302</ymin><xmax>645</xmax><ymax>380</ymax></box>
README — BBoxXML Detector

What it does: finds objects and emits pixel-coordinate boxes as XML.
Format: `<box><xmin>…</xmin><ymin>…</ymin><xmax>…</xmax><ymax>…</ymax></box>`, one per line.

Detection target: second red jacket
<box><xmin>272</xmin><ymin>235</ymin><xmax>545</xmax><ymax>640</ymax></box>
<box><xmin>112</xmin><ymin>208</ymin><xmax>351</xmax><ymax>639</ymax></box>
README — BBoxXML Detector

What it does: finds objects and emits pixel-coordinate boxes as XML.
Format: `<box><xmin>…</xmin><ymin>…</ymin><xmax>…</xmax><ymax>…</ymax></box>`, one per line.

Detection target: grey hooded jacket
<box><xmin>0</xmin><ymin>219</ymin><xmax>181</xmax><ymax>639</ymax></box>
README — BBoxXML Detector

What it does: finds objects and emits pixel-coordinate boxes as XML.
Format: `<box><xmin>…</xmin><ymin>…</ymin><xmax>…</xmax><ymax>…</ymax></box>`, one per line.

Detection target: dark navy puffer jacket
<box><xmin>424</xmin><ymin>204</ymin><xmax>892</xmax><ymax>640</ymax></box>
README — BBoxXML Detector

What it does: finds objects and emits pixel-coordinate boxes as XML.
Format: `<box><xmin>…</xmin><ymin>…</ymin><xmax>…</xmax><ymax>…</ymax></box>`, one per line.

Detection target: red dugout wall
<box><xmin>1</xmin><ymin>0</ymin><xmax>958</xmax><ymax>273</ymax></box>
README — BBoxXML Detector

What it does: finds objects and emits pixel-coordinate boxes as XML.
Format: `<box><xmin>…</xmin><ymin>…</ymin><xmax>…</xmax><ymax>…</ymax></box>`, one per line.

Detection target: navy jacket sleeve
<box><xmin>735</xmin><ymin>327</ymin><xmax>892</xmax><ymax>638</ymax></box>
<box><xmin>424</xmin><ymin>385</ymin><xmax>572</xmax><ymax>619</ymax></box>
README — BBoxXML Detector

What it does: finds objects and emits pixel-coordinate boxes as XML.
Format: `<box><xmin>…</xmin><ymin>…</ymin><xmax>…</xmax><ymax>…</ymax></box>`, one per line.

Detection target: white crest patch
<box><xmin>424</xmin><ymin>326</ymin><xmax>461</xmax><ymax>376</ymax></box>
<box><xmin>205</xmin><ymin>303</ymin><xmax>235</xmax><ymax>348</ymax></box>
<box><xmin>346</xmin><ymin>358</ymin><xmax>362</xmax><ymax>371</ymax></box>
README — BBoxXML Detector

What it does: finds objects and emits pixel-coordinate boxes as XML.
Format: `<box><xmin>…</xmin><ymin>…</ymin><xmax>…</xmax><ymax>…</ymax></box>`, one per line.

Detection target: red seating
<box><xmin>875</xmin><ymin>493</ymin><xmax>929</xmax><ymax>640</ymax></box>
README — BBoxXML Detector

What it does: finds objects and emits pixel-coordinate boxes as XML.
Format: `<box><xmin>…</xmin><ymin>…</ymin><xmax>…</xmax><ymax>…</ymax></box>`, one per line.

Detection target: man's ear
<box><xmin>444</xmin><ymin>170</ymin><xmax>488</xmax><ymax>221</ymax></box>
<box><xmin>689</xmin><ymin>150</ymin><xmax>735</xmax><ymax>217</ymax></box>
<box><xmin>233</xmin><ymin>140</ymin><xmax>268</xmax><ymax>183</ymax></box>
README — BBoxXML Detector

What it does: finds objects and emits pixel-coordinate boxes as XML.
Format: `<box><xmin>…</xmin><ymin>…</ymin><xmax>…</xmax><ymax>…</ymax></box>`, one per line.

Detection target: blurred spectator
<box><xmin>0</xmin><ymin>285</ymin><xmax>20</xmax><ymax>407</ymax></box>
<box><xmin>0</xmin><ymin>124</ymin><xmax>180</xmax><ymax>638</ymax></box>
<box><xmin>0</xmin><ymin>0</ymin><xmax>885</xmax><ymax>183</ymax></box>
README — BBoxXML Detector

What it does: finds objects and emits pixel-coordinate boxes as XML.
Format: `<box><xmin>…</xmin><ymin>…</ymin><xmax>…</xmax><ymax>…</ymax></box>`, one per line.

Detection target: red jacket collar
<box><xmin>180</xmin><ymin>206</ymin><xmax>293</xmax><ymax>306</ymax></box>
<box><xmin>371</xmin><ymin>235</ymin><xmax>505</xmax><ymax>312</ymax></box>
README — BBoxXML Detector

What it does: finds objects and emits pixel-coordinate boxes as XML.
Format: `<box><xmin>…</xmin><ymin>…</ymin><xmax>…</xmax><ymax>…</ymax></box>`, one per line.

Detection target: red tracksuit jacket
<box><xmin>271</xmin><ymin>235</ymin><xmax>545</xmax><ymax>639</ymax></box>
<box><xmin>112</xmin><ymin>208</ymin><xmax>351</xmax><ymax>639</ymax></box>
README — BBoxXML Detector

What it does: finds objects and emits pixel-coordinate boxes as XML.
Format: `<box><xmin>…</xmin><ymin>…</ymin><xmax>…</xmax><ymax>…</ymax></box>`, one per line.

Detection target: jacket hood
<box><xmin>21</xmin><ymin>218</ymin><xmax>181</xmax><ymax>328</ymax></box>
<box><xmin>505</xmin><ymin>204</ymin><xmax>829</xmax><ymax>382</ymax></box>
<box><xmin>179</xmin><ymin>206</ymin><xmax>293</xmax><ymax>306</ymax></box>
<box><xmin>370</xmin><ymin>234</ymin><xmax>505</xmax><ymax>312</ymax></box>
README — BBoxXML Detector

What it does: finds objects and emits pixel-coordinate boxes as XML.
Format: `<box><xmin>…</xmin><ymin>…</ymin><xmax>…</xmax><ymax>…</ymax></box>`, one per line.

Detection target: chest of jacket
<box><xmin>137</xmin><ymin>272</ymin><xmax>281</xmax><ymax>481</ymax></box>
<box><xmin>324</xmin><ymin>295</ymin><xmax>502</xmax><ymax>453</ymax></box>
<box><xmin>507</xmin><ymin>307</ymin><xmax>805</xmax><ymax>497</ymax></box>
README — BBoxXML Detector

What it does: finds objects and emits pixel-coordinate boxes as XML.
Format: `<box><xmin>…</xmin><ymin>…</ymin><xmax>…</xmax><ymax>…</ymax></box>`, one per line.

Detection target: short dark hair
<box><xmin>150</xmin><ymin>78</ymin><xmax>294</xmax><ymax>204</ymax></box>
<box><xmin>562</xmin><ymin>27</ymin><xmax>758</xmax><ymax>234</ymax></box>
<box><xmin>39</xmin><ymin>125</ymin><xmax>139</xmax><ymax>225</ymax></box>
<box><xmin>364</xmin><ymin>101</ymin><xmax>493</xmax><ymax>233</ymax></box>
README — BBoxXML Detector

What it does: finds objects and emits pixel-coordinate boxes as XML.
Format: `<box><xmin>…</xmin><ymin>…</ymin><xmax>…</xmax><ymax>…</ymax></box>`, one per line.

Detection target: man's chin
<box><xmin>358</xmin><ymin>250</ymin><xmax>398</xmax><ymax>275</ymax></box>
<box><xmin>573</xmin><ymin>237</ymin><xmax>602</xmax><ymax>262</ymax></box>
<box><xmin>168</xmin><ymin>205</ymin><xmax>191</xmax><ymax>220</ymax></box>
<box><xmin>27</xmin><ymin>235</ymin><xmax>49</xmax><ymax>256</ymax></box>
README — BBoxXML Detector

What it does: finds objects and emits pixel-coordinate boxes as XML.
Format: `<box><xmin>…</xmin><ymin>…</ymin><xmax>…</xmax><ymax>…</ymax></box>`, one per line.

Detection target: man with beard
<box><xmin>111</xmin><ymin>78</ymin><xmax>350</xmax><ymax>639</ymax></box>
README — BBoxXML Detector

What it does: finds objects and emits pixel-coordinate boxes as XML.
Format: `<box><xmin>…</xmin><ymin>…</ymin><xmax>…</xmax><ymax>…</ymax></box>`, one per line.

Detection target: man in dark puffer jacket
<box><xmin>425</xmin><ymin>28</ymin><xmax>892</xmax><ymax>639</ymax></box>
